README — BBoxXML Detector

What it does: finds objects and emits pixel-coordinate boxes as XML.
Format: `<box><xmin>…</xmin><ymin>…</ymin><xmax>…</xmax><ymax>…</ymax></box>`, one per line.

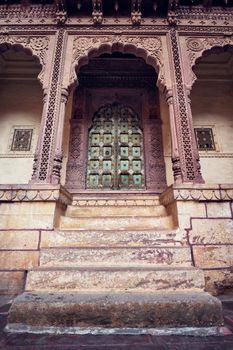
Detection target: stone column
<box><xmin>167</xmin><ymin>28</ymin><xmax>204</xmax><ymax>184</ymax></box>
<box><xmin>31</xmin><ymin>29</ymin><xmax>67</xmax><ymax>184</ymax></box>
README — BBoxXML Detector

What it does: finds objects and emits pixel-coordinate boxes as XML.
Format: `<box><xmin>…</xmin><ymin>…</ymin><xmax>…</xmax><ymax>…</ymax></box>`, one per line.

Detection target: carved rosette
<box><xmin>70</xmin><ymin>35</ymin><xmax>166</xmax><ymax>92</ymax></box>
<box><xmin>186</xmin><ymin>36</ymin><xmax>233</xmax><ymax>87</ymax></box>
<box><xmin>0</xmin><ymin>34</ymin><xmax>49</xmax><ymax>85</ymax></box>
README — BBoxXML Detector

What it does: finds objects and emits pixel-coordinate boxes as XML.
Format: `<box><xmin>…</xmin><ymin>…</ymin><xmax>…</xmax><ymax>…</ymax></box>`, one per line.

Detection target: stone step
<box><xmin>59</xmin><ymin>216</ymin><xmax>174</xmax><ymax>231</ymax></box>
<box><xmin>40</xmin><ymin>247</ymin><xmax>192</xmax><ymax>268</ymax></box>
<box><xmin>66</xmin><ymin>205</ymin><xmax>167</xmax><ymax>218</ymax></box>
<box><xmin>7</xmin><ymin>291</ymin><xmax>223</xmax><ymax>329</ymax></box>
<box><xmin>40</xmin><ymin>229</ymin><xmax>187</xmax><ymax>248</ymax></box>
<box><xmin>26</xmin><ymin>266</ymin><xmax>204</xmax><ymax>292</ymax></box>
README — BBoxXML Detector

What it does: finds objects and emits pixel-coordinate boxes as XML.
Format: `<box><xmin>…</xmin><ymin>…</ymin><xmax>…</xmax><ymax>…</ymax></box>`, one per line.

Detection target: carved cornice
<box><xmin>0</xmin><ymin>185</ymin><xmax>72</xmax><ymax>205</ymax></box>
<box><xmin>0</xmin><ymin>4</ymin><xmax>57</xmax><ymax>25</ymax></box>
<box><xmin>176</xmin><ymin>6</ymin><xmax>233</xmax><ymax>27</ymax></box>
<box><xmin>160</xmin><ymin>184</ymin><xmax>233</xmax><ymax>205</ymax></box>
<box><xmin>71</xmin><ymin>35</ymin><xmax>166</xmax><ymax>91</ymax></box>
<box><xmin>0</xmin><ymin>34</ymin><xmax>50</xmax><ymax>84</ymax></box>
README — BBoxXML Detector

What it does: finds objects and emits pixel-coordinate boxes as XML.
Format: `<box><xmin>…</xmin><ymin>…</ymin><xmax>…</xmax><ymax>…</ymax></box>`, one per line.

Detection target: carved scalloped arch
<box><xmin>0</xmin><ymin>34</ymin><xmax>50</xmax><ymax>86</ymax></box>
<box><xmin>70</xmin><ymin>35</ymin><xmax>166</xmax><ymax>92</ymax></box>
<box><xmin>186</xmin><ymin>36</ymin><xmax>233</xmax><ymax>88</ymax></box>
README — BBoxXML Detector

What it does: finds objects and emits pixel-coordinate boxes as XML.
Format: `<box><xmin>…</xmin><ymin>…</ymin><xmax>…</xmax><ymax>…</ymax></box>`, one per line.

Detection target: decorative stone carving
<box><xmin>0</xmin><ymin>34</ymin><xmax>49</xmax><ymax>85</ymax></box>
<box><xmin>0</xmin><ymin>4</ymin><xmax>56</xmax><ymax>25</ymax></box>
<box><xmin>70</xmin><ymin>35</ymin><xmax>166</xmax><ymax>92</ymax></box>
<box><xmin>66</xmin><ymin>122</ymin><xmax>86</xmax><ymax>190</ymax></box>
<box><xmin>0</xmin><ymin>185</ymin><xmax>71</xmax><ymax>205</ymax></box>
<box><xmin>168</xmin><ymin>29</ymin><xmax>204</xmax><ymax>184</ymax></box>
<box><xmin>32</xmin><ymin>29</ymin><xmax>66</xmax><ymax>183</ymax></box>
<box><xmin>145</xmin><ymin>120</ymin><xmax>167</xmax><ymax>192</ymax></box>
<box><xmin>176</xmin><ymin>6</ymin><xmax>233</xmax><ymax>27</ymax></box>
<box><xmin>131</xmin><ymin>0</ymin><xmax>142</xmax><ymax>26</ymax></box>
<box><xmin>160</xmin><ymin>184</ymin><xmax>233</xmax><ymax>206</ymax></box>
<box><xmin>92</xmin><ymin>0</ymin><xmax>103</xmax><ymax>25</ymax></box>
<box><xmin>186</xmin><ymin>36</ymin><xmax>233</xmax><ymax>87</ymax></box>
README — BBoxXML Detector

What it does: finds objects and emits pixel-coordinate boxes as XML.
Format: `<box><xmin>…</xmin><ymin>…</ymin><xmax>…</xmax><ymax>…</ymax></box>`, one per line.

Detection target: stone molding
<box><xmin>72</xmin><ymin>198</ymin><xmax>160</xmax><ymax>207</ymax></box>
<box><xmin>0</xmin><ymin>34</ymin><xmax>50</xmax><ymax>85</ymax></box>
<box><xmin>160</xmin><ymin>184</ymin><xmax>233</xmax><ymax>206</ymax></box>
<box><xmin>70</xmin><ymin>35</ymin><xmax>166</xmax><ymax>92</ymax></box>
<box><xmin>185</xmin><ymin>36</ymin><xmax>233</xmax><ymax>87</ymax></box>
<box><xmin>0</xmin><ymin>185</ymin><xmax>72</xmax><ymax>205</ymax></box>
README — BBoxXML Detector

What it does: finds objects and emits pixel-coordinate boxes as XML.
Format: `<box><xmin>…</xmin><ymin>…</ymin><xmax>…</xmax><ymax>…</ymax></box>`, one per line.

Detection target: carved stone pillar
<box><xmin>31</xmin><ymin>29</ymin><xmax>67</xmax><ymax>184</ymax></box>
<box><xmin>166</xmin><ymin>90</ymin><xmax>182</xmax><ymax>184</ymax></box>
<box><xmin>167</xmin><ymin>28</ymin><xmax>204</xmax><ymax>184</ymax></box>
<box><xmin>51</xmin><ymin>88</ymin><xmax>69</xmax><ymax>184</ymax></box>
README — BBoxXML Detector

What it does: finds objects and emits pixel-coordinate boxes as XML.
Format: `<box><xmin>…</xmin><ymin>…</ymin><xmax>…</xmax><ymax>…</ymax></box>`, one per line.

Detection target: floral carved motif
<box><xmin>71</xmin><ymin>35</ymin><xmax>165</xmax><ymax>91</ymax></box>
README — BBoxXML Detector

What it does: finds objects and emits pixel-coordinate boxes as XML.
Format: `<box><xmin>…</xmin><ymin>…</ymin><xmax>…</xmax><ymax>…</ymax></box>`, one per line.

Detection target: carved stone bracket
<box><xmin>186</xmin><ymin>36</ymin><xmax>233</xmax><ymax>87</ymax></box>
<box><xmin>0</xmin><ymin>34</ymin><xmax>49</xmax><ymax>85</ymax></box>
<box><xmin>70</xmin><ymin>35</ymin><xmax>166</xmax><ymax>93</ymax></box>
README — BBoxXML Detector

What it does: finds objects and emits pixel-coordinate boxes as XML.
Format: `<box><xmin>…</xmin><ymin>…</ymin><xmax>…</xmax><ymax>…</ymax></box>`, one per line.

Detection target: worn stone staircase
<box><xmin>7</xmin><ymin>194</ymin><xmax>223</xmax><ymax>331</ymax></box>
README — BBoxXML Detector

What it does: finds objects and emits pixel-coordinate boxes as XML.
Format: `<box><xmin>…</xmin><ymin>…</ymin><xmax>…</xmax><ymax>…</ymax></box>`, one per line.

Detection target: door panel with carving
<box><xmin>87</xmin><ymin>103</ymin><xmax>145</xmax><ymax>189</ymax></box>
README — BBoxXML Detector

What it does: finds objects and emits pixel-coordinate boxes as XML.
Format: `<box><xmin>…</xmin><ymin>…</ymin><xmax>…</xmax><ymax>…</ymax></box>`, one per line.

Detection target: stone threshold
<box><xmin>5</xmin><ymin>324</ymin><xmax>222</xmax><ymax>337</ymax></box>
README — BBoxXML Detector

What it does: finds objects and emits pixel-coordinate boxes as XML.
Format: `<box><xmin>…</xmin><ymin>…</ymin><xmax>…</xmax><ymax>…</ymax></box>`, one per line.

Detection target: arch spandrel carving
<box><xmin>0</xmin><ymin>34</ymin><xmax>50</xmax><ymax>86</ymax></box>
<box><xmin>69</xmin><ymin>35</ymin><xmax>167</xmax><ymax>93</ymax></box>
<box><xmin>185</xmin><ymin>36</ymin><xmax>233</xmax><ymax>88</ymax></box>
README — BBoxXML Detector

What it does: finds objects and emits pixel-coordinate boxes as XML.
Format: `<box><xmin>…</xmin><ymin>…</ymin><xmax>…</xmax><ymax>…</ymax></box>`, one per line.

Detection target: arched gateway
<box><xmin>66</xmin><ymin>52</ymin><xmax>167</xmax><ymax>193</ymax></box>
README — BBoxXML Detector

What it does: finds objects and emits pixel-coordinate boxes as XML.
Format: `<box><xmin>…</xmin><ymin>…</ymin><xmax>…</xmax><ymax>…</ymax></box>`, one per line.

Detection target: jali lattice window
<box><xmin>11</xmin><ymin>129</ymin><xmax>33</xmax><ymax>152</ymax></box>
<box><xmin>195</xmin><ymin>128</ymin><xmax>215</xmax><ymax>151</ymax></box>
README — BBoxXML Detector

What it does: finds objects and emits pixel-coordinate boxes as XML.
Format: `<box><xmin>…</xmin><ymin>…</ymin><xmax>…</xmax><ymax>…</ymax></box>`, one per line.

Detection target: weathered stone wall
<box><xmin>0</xmin><ymin>185</ymin><xmax>70</xmax><ymax>295</ymax></box>
<box><xmin>192</xmin><ymin>80</ymin><xmax>233</xmax><ymax>184</ymax></box>
<box><xmin>161</xmin><ymin>185</ymin><xmax>233</xmax><ymax>295</ymax></box>
<box><xmin>0</xmin><ymin>80</ymin><xmax>43</xmax><ymax>184</ymax></box>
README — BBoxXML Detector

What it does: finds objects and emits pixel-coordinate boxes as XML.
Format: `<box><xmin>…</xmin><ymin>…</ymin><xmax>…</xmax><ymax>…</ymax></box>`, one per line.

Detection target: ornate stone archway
<box><xmin>69</xmin><ymin>35</ymin><xmax>166</xmax><ymax>92</ymax></box>
<box><xmin>66</xmin><ymin>45</ymin><xmax>167</xmax><ymax>193</ymax></box>
<box><xmin>0</xmin><ymin>34</ymin><xmax>49</xmax><ymax>86</ymax></box>
<box><xmin>185</xmin><ymin>36</ymin><xmax>233</xmax><ymax>88</ymax></box>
